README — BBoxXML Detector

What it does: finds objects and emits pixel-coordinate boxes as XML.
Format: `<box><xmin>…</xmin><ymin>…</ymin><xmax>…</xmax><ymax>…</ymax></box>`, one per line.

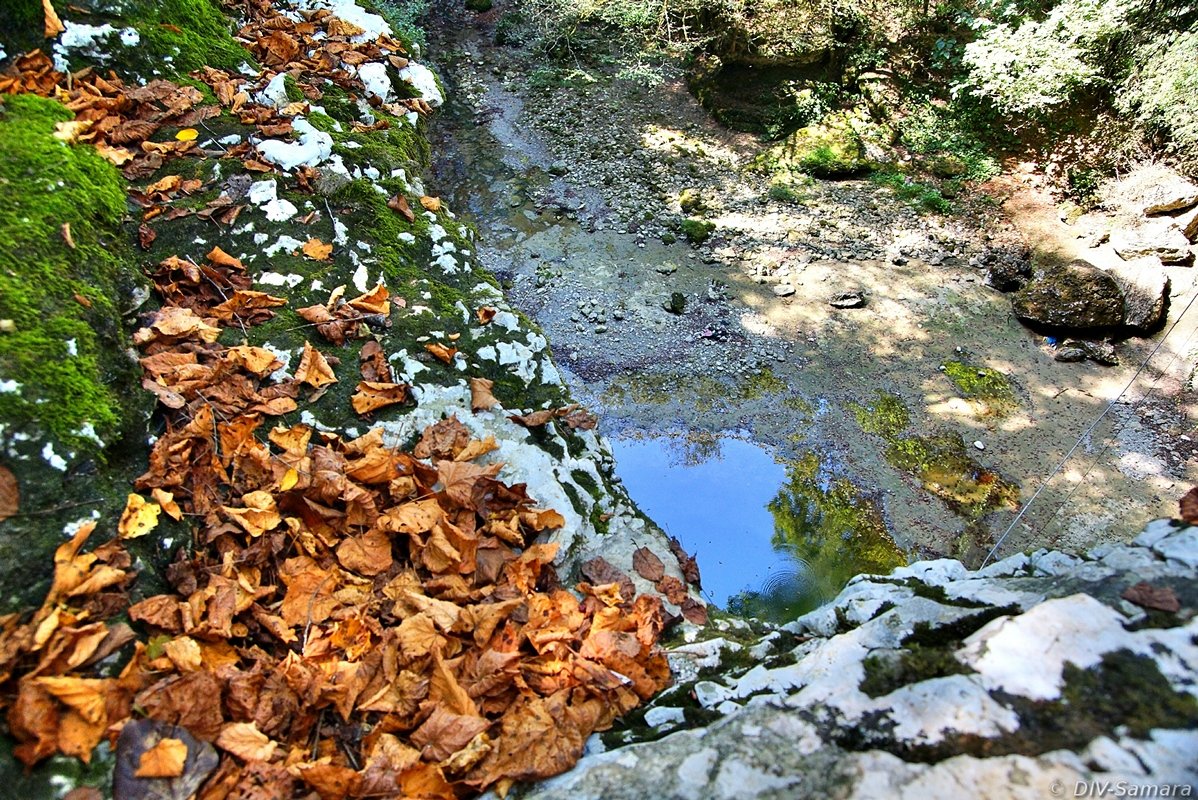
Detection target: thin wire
<box><xmin>982</xmin><ymin>284</ymin><xmax>1198</xmax><ymax>567</ymax></box>
<box><xmin>1034</xmin><ymin>302</ymin><xmax>1198</xmax><ymax>546</ymax></box>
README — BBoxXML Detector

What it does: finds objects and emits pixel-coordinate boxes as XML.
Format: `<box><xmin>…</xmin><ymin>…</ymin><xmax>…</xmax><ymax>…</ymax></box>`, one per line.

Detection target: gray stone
<box><xmin>1012</xmin><ymin>259</ymin><xmax>1124</xmax><ymax>330</ymax></box>
<box><xmin>1104</xmin><ymin>261</ymin><xmax>1170</xmax><ymax>332</ymax></box>
<box><xmin>1112</xmin><ymin>225</ymin><xmax>1194</xmax><ymax>266</ymax></box>
<box><xmin>773</xmin><ymin>284</ymin><xmax>796</xmax><ymax>297</ymax></box>
<box><xmin>1053</xmin><ymin>345</ymin><xmax>1086</xmax><ymax>362</ymax></box>
<box><xmin>1178</xmin><ymin>207</ymin><xmax>1198</xmax><ymax>243</ymax></box>
<box><xmin>829</xmin><ymin>290</ymin><xmax>866</xmax><ymax>308</ymax></box>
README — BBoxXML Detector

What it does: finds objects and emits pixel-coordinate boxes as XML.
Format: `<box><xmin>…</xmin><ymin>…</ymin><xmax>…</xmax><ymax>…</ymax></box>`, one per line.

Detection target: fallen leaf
<box><xmin>60</xmin><ymin>222</ymin><xmax>75</xmax><ymax>249</ymax></box>
<box><xmin>175</xmin><ymin>128</ymin><xmax>199</xmax><ymax>141</ymax></box>
<box><xmin>1180</xmin><ymin>486</ymin><xmax>1198</xmax><ymax>524</ymax></box>
<box><xmin>680</xmin><ymin>597</ymin><xmax>708</xmax><ymax>625</ymax></box>
<box><xmin>632</xmin><ymin>547</ymin><xmax>665</xmax><ymax>582</ymax></box>
<box><xmin>294</xmin><ymin>341</ymin><xmax>338</xmax><ymax>389</ymax></box>
<box><xmin>476</xmin><ymin>306</ymin><xmax>497</xmax><ymax>325</ymax></box>
<box><xmin>347</xmin><ymin>284</ymin><xmax>390</xmax><ymax>315</ymax></box>
<box><xmin>302</xmin><ymin>238</ymin><xmax>333</xmax><ymax>261</ymax></box>
<box><xmin>1121</xmin><ymin>581</ymin><xmax>1181</xmax><ymax>613</ymax></box>
<box><xmin>469</xmin><ymin>377</ymin><xmax>498</xmax><ymax>412</ymax></box>
<box><xmin>419</xmin><ymin>196</ymin><xmax>442</xmax><ymax>212</ymax></box>
<box><xmin>388</xmin><ymin>194</ymin><xmax>415</xmax><ymax>222</ymax></box>
<box><xmin>351</xmin><ymin>381</ymin><xmax>409</xmax><ymax>415</ymax></box>
<box><xmin>118</xmin><ymin>493</ymin><xmax>162</xmax><ymax>539</ymax></box>
<box><xmin>0</xmin><ymin>465</ymin><xmax>18</xmax><ymax>522</ymax></box>
<box><xmin>135</xmin><ymin>737</ymin><xmax>188</xmax><ymax>778</ymax></box>
<box><xmin>215</xmin><ymin>722</ymin><xmax>277</xmax><ymax>762</ymax></box>
<box><xmin>43</xmin><ymin>0</ymin><xmax>65</xmax><ymax>37</ymax></box>
<box><xmin>425</xmin><ymin>342</ymin><xmax>457</xmax><ymax>364</ymax></box>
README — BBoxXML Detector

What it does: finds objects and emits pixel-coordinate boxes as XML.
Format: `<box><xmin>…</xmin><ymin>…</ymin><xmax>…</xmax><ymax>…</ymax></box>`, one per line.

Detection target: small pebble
<box><xmin>973</xmin><ymin>441</ymin><xmax>985</xmax><ymax>451</ymax></box>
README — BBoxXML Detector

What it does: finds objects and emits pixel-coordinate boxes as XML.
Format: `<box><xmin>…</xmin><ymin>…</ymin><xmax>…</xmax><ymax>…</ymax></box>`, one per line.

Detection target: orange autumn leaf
<box><xmin>151</xmin><ymin>488</ymin><xmax>182</xmax><ymax>521</ymax></box>
<box><xmin>454</xmin><ymin>436</ymin><xmax>499</xmax><ymax>463</ymax></box>
<box><xmin>419</xmin><ymin>195</ymin><xmax>442</xmax><ymax>212</ymax></box>
<box><xmin>35</xmin><ymin>677</ymin><xmax>108</xmax><ymax>724</ymax></box>
<box><xmin>351</xmin><ymin>381</ymin><xmax>409</xmax><ymax>415</ymax></box>
<box><xmin>302</xmin><ymin>238</ymin><xmax>333</xmax><ymax>261</ymax></box>
<box><xmin>475</xmin><ymin>306</ymin><xmax>497</xmax><ymax>325</ymax></box>
<box><xmin>425</xmin><ymin>342</ymin><xmax>457</xmax><ymax>364</ymax></box>
<box><xmin>347</xmin><ymin>284</ymin><xmax>390</xmax><ymax>314</ymax></box>
<box><xmin>135</xmin><ymin>737</ymin><xmax>188</xmax><ymax>778</ymax></box>
<box><xmin>206</xmin><ymin>245</ymin><xmax>243</xmax><ymax>270</ymax></box>
<box><xmin>295</xmin><ymin>341</ymin><xmax>338</xmax><ymax>389</ymax></box>
<box><xmin>222</xmin><ymin>490</ymin><xmax>281</xmax><ymax>537</ymax></box>
<box><xmin>43</xmin><ymin>0</ymin><xmax>65</xmax><ymax>37</ymax></box>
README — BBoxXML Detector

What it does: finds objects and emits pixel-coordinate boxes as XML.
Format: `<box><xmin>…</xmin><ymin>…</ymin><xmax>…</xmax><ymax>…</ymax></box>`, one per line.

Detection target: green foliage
<box><xmin>1117</xmin><ymin>28</ymin><xmax>1198</xmax><ymax>172</ymax></box>
<box><xmin>370</xmin><ymin>0</ymin><xmax>429</xmax><ymax>53</ymax></box>
<box><xmin>0</xmin><ymin>95</ymin><xmax>141</xmax><ymax>452</ymax></box>
<box><xmin>897</xmin><ymin>100</ymin><xmax>1000</xmax><ymax>181</ymax></box>
<box><xmin>871</xmin><ymin>170</ymin><xmax>953</xmax><ymax>213</ymax></box>
<box><xmin>960</xmin><ymin>0</ymin><xmax>1136</xmax><ymax>116</ymax></box>
<box><xmin>942</xmin><ymin>360</ymin><xmax>1018</xmax><ymax>415</ymax></box>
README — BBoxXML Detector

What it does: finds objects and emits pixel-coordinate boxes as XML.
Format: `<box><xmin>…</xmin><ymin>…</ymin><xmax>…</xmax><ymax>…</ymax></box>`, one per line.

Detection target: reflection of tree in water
<box><xmin>728</xmin><ymin>453</ymin><xmax>906</xmax><ymax>623</ymax></box>
<box><xmin>664</xmin><ymin>430</ymin><xmax>722</xmax><ymax>468</ymax></box>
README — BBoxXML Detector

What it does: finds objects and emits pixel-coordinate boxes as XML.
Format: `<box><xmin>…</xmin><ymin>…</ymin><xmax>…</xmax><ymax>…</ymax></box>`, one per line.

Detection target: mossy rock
<box><xmin>0</xmin><ymin>94</ymin><xmax>153</xmax><ymax>608</ymax></box>
<box><xmin>760</xmin><ymin>111</ymin><xmax>871</xmax><ymax>178</ymax></box>
<box><xmin>1012</xmin><ymin>259</ymin><xmax>1125</xmax><ymax>331</ymax></box>
<box><xmin>679</xmin><ymin>188</ymin><xmax>706</xmax><ymax>214</ymax></box>
<box><xmin>688</xmin><ymin>55</ymin><xmax>840</xmax><ymax>139</ymax></box>
<box><xmin>680</xmin><ymin>218</ymin><xmax>715</xmax><ymax>243</ymax></box>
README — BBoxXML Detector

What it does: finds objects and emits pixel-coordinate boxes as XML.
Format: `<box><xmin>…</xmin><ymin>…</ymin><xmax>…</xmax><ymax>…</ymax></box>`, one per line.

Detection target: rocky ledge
<box><xmin>519</xmin><ymin>520</ymin><xmax>1198</xmax><ymax>799</ymax></box>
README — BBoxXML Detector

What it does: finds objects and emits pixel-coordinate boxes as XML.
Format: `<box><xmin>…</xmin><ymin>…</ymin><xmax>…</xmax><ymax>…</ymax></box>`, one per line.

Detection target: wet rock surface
<box><xmin>518</xmin><ymin>520</ymin><xmax>1198</xmax><ymax>799</ymax></box>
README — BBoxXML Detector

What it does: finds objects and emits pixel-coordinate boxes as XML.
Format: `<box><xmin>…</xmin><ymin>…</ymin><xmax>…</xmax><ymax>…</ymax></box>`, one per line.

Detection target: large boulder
<box><xmin>1142</xmin><ymin>177</ymin><xmax>1198</xmax><ymax>215</ymax></box>
<box><xmin>1104</xmin><ymin>260</ymin><xmax>1171</xmax><ymax>333</ymax></box>
<box><xmin>1012</xmin><ymin>259</ymin><xmax>1125</xmax><ymax>331</ymax></box>
<box><xmin>759</xmin><ymin>110</ymin><xmax>871</xmax><ymax>178</ymax></box>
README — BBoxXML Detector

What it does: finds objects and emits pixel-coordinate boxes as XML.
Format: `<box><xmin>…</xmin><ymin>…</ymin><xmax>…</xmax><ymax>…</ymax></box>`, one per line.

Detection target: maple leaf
<box><xmin>294</xmin><ymin>341</ymin><xmax>338</xmax><ymax>389</ymax></box>
<box><xmin>415</xmin><ymin>416</ymin><xmax>471</xmax><ymax>460</ymax></box>
<box><xmin>135</xmin><ymin>737</ymin><xmax>188</xmax><ymax>778</ymax></box>
<box><xmin>411</xmin><ymin>707</ymin><xmax>488</xmax><ymax>762</ymax></box>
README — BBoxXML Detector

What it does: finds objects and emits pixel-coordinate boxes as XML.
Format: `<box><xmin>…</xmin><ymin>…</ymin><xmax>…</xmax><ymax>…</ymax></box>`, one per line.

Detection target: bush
<box><xmin>1117</xmin><ymin>28</ymin><xmax>1198</xmax><ymax>172</ymax></box>
<box><xmin>959</xmin><ymin>0</ymin><xmax>1135</xmax><ymax>116</ymax></box>
<box><xmin>897</xmin><ymin>100</ymin><xmax>1001</xmax><ymax>181</ymax></box>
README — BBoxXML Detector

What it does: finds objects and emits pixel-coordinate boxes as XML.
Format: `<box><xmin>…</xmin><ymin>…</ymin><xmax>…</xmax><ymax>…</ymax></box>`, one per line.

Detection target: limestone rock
<box><xmin>1142</xmin><ymin>178</ymin><xmax>1198</xmax><ymax>215</ymax></box>
<box><xmin>1112</xmin><ymin>224</ymin><xmax>1195</xmax><ymax>266</ymax></box>
<box><xmin>527</xmin><ymin>522</ymin><xmax>1198</xmax><ymax>799</ymax></box>
<box><xmin>1104</xmin><ymin>260</ymin><xmax>1170</xmax><ymax>332</ymax></box>
<box><xmin>1177</xmin><ymin>207</ymin><xmax>1198</xmax><ymax>244</ymax></box>
<box><xmin>1012</xmin><ymin>259</ymin><xmax>1124</xmax><ymax>330</ymax></box>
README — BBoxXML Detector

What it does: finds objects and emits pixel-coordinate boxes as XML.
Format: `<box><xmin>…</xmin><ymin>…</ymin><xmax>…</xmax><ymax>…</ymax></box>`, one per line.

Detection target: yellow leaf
<box><xmin>135</xmin><ymin>737</ymin><xmax>188</xmax><ymax>778</ymax></box>
<box><xmin>280</xmin><ymin>467</ymin><xmax>299</xmax><ymax>491</ymax></box>
<box><xmin>302</xmin><ymin>238</ymin><xmax>333</xmax><ymax>261</ymax></box>
<box><xmin>118</xmin><ymin>493</ymin><xmax>161</xmax><ymax>539</ymax></box>
<box><xmin>43</xmin><ymin>0</ymin><xmax>65</xmax><ymax>38</ymax></box>
<box><xmin>216</xmin><ymin>722</ymin><xmax>277</xmax><ymax>761</ymax></box>
<box><xmin>175</xmin><ymin>128</ymin><xmax>199</xmax><ymax>142</ymax></box>
<box><xmin>151</xmin><ymin>488</ymin><xmax>182</xmax><ymax>521</ymax></box>
<box><xmin>53</xmin><ymin>119</ymin><xmax>91</xmax><ymax>144</ymax></box>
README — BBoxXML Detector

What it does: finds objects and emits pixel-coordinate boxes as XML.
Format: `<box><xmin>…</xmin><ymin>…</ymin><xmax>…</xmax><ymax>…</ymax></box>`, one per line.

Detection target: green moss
<box><xmin>0</xmin><ymin>94</ymin><xmax>144</xmax><ymax>452</ymax></box>
<box><xmin>34</xmin><ymin>0</ymin><xmax>253</xmax><ymax>78</ymax></box>
<box><xmin>570</xmin><ymin>468</ymin><xmax>601</xmax><ymax>498</ymax></box>
<box><xmin>942</xmin><ymin>360</ymin><xmax>1018</xmax><ymax>417</ymax></box>
<box><xmin>283</xmin><ymin>74</ymin><xmax>304</xmax><ymax>103</ymax></box>
<box><xmin>870</xmin><ymin>170</ymin><xmax>952</xmax><ymax>215</ymax></box>
<box><xmin>850</xmin><ymin>392</ymin><xmax>1019</xmax><ymax>518</ymax></box>
<box><xmin>759</xmin><ymin>111</ymin><xmax>872</xmax><ymax>179</ymax></box>
<box><xmin>860</xmin><ymin>647</ymin><xmax>974</xmax><ymax>698</ymax></box>
<box><xmin>849</xmin><ymin>391</ymin><xmax>911</xmax><ymax>439</ymax></box>
<box><xmin>680</xmin><ymin>217</ymin><xmax>715</xmax><ymax>243</ymax></box>
<box><xmin>737</xmin><ymin>367</ymin><xmax>786</xmax><ymax>400</ymax></box>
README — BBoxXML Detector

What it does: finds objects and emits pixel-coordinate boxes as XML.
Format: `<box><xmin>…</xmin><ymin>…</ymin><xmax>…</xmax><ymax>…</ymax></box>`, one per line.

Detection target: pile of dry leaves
<box><xmin>0</xmin><ymin>238</ymin><xmax>674</xmax><ymax>799</ymax></box>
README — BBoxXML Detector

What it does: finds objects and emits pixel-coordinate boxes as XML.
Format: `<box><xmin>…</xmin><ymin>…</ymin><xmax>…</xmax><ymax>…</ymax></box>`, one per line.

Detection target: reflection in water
<box><xmin>610</xmin><ymin>435</ymin><xmax>907</xmax><ymax>623</ymax></box>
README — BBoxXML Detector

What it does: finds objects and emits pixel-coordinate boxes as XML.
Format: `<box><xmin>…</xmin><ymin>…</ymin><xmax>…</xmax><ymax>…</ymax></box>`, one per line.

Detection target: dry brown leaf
<box><xmin>632</xmin><ymin>547</ymin><xmax>665</xmax><ymax>582</ymax></box>
<box><xmin>0</xmin><ymin>465</ymin><xmax>18</xmax><ymax>522</ymax></box>
<box><xmin>469</xmin><ymin>377</ymin><xmax>498</xmax><ymax>412</ymax></box>
<box><xmin>455</xmin><ymin>436</ymin><xmax>499</xmax><ymax>463</ymax></box>
<box><xmin>425</xmin><ymin>342</ymin><xmax>457</xmax><ymax>364</ymax></box>
<box><xmin>351</xmin><ymin>381</ymin><xmax>409</xmax><ymax>415</ymax></box>
<box><xmin>294</xmin><ymin>341</ymin><xmax>338</xmax><ymax>389</ymax></box>
<box><xmin>388</xmin><ymin>193</ymin><xmax>415</xmax><ymax>222</ymax></box>
<box><xmin>215</xmin><ymin>722</ymin><xmax>277</xmax><ymax>762</ymax></box>
<box><xmin>475</xmin><ymin>306</ymin><xmax>497</xmax><ymax>325</ymax></box>
<box><xmin>222</xmin><ymin>491</ymin><xmax>281</xmax><ymax>537</ymax></box>
<box><xmin>1121</xmin><ymin>581</ymin><xmax>1181</xmax><ymax>613</ymax></box>
<box><xmin>151</xmin><ymin>488</ymin><xmax>182</xmax><ymax>521</ymax></box>
<box><xmin>135</xmin><ymin>737</ymin><xmax>188</xmax><ymax>779</ymax></box>
<box><xmin>1180</xmin><ymin>486</ymin><xmax>1198</xmax><ymax>524</ymax></box>
<box><xmin>419</xmin><ymin>195</ymin><xmax>442</xmax><ymax>212</ymax></box>
<box><xmin>347</xmin><ymin>284</ymin><xmax>390</xmax><ymax>315</ymax></box>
